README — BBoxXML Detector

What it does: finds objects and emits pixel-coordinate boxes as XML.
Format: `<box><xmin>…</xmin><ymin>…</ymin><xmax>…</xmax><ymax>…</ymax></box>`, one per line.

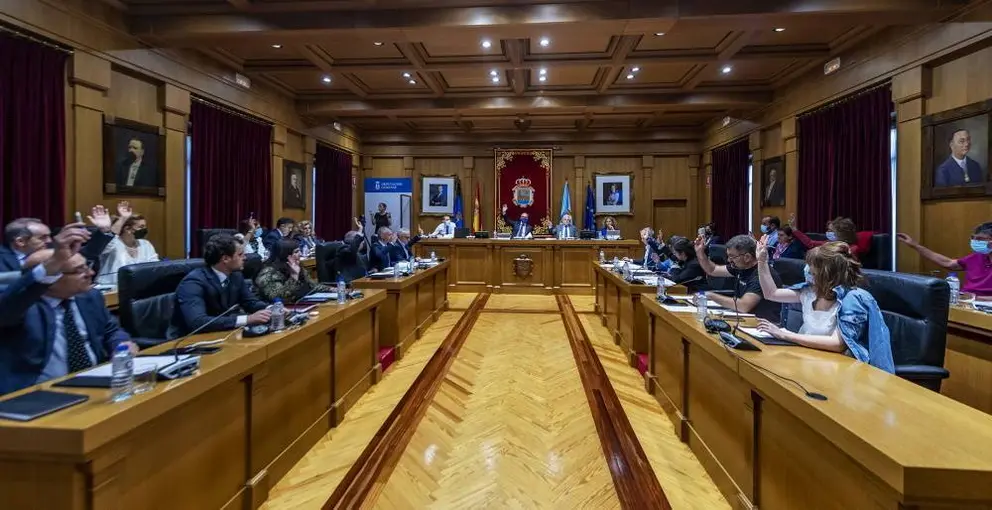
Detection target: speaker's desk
<box><xmin>943</xmin><ymin>305</ymin><xmax>992</xmax><ymax>415</ymax></box>
<box><xmin>350</xmin><ymin>260</ymin><xmax>449</xmax><ymax>359</ymax></box>
<box><xmin>642</xmin><ymin>296</ymin><xmax>992</xmax><ymax>510</ymax></box>
<box><xmin>415</xmin><ymin>237</ymin><xmax>642</xmax><ymax>294</ymax></box>
<box><xmin>0</xmin><ymin>290</ymin><xmax>386</xmax><ymax>510</ymax></box>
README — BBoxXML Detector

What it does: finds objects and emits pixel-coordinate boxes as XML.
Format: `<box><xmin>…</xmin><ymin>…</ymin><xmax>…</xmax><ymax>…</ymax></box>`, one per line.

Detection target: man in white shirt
<box><xmin>431</xmin><ymin>215</ymin><xmax>457</xmax><ymax>238</ymax></box>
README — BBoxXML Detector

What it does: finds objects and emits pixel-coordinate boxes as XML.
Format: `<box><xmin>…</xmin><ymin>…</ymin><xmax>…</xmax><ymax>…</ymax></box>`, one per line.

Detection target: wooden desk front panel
<box><xmin>453</xmin><ymin>245</ymin><xmax>489</xmax><ymax>288</ymax></box>
<box><xmin>650</xmin><ymin>315</ymin><xmax>685</xmax><ymax>423</ymax></box>
<box><xmin>497</xmin><ymin>246</ymin><xmax>549</xmax><ymax>292</ymax></box>
<box><xmin>333</xmin><ymin>311</ymin><xmax>378</xmax><ymax>424</ymax></box>
<box><xmin>560</xmin><ymin>247</ymin><xmax>594</xmax><ymax>289</ymax></box>
<box><xmin>943</xmin><ymin>308</ymin><xmax>992</xmax><ymax>415</ymax></box>
<box><xmin>417</xmin><ymin>278</ymin><xmax>436</xmax><ymax>329</ymax></box>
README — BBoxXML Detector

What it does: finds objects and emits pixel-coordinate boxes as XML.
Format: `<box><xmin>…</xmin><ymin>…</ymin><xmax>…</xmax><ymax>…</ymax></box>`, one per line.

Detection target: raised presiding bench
<box><xmin>943</xmin><ymin>305</ymin><xmax>992</xmax><ymax>414</ymax></box>
<box><xmin>416</xmin><ymin>238</ymin><xmax>641</xmax><ymax>294</ymax></box>
<box><xmin>351</xmin><ymin>260</ymin><xmax>449</xmax><ymax>360</ymax></box>
<box><xmin>0</xmin><ymin>290</ymin><xmax>386</xmax><ymax>510</ymax></box>
<box><xmin>642</xmin><ymin>296</ymin><xmax>992</xmax><ymax>509</ymax></box>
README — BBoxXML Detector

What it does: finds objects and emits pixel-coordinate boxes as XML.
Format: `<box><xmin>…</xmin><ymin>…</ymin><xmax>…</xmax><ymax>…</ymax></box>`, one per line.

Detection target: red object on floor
<box><xmin>378</xmin><ymin>347</ymin><xmax>396</xmax><ymax>372</ymax></box>
<box><xmin>636</xmin><ymin>353</ymin><xmax>648</xmax><ymax>376</ymax></box>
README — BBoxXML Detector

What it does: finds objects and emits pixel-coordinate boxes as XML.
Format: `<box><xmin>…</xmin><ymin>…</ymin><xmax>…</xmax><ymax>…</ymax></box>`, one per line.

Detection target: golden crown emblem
<box><xmin>514</xmin><ymin>176</ymin><xmax>532</xmax><ymax>187</ymax></box>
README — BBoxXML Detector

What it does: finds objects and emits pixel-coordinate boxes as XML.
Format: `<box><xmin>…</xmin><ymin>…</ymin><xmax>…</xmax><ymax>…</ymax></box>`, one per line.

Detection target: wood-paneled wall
<box><xmin>701</xmin><ymin>9</ymin><xmax>992</xmax><ymax>272</ymax></box>
<box><xmin>2</xmin><ymin>0</ymin><xmax>360</xmax><ymax>259</ymax></box>
<box><xmin>359</xmin><ymin>149</ymin><xmax>702</xmax><ymax>242</ymax></box>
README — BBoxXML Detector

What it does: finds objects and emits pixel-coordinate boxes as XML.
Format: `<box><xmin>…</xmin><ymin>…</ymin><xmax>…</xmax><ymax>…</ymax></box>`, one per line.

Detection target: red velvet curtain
<box><xmin>798</xmin><ymin>86</ymin><xmax>893</xmax><ymax>232</ymax></box>
<box><xmin>190</xmin><ymin>100</ymin><xmax>272</xmax><ymax>256</ymax></box>
<box><xmin>0</xmin><ymin>32</ymin><xmax>67</xmax><ymax>226</ymax></box>
<box><xmin>711</xmin><ymin>137</ymin><xmax>750</xmax><ymax>238</ymax></box>
<box><xmin>495</xmin><ymin>150</ymin><xmax>552</xmax><ymax>233</ymax></box>
<box><xmin>313</xmin><ymin>143</ymin><xmax>353</xmax><ymax>240</ymax></box>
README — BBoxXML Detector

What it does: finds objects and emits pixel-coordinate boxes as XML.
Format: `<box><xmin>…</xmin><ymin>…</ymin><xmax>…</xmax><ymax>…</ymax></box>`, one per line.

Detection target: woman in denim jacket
<box><xmin>753</xmin><ymin>238</ymin><xmax>895</xmax><ymax>373</ymax></box>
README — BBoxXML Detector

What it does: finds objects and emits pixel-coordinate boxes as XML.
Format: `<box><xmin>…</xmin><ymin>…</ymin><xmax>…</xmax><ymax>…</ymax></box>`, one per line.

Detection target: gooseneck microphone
<box><xmin>169</xmin><ymin>304</ymin><xmax>240</xmax><ymax>362</ymax></box>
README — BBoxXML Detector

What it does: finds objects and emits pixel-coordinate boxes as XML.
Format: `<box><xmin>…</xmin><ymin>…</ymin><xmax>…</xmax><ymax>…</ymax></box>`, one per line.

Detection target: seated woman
<box><xmin>97</xmin><ymin>201</ymin><xmax>159</xmax><ymax>285</ymax></box>
<box><xmin>254</xmin><ymin>239</ymin><xmax>331</xmax><ymax>303</ymax></box>
<box><xmin>770</xmin><ymin>226</ymin><xmax>806</xmax><ymax>261</ymax></box>
<box><xmin>898</xmin><ymin>222</ymin><xmax>992</xmax><ymax>297</ymax></box>
<box><xmin>659</xmin><ymin>236</ymin><xmax>708</xmax><ymax>293</ymax></box>
<box><xmin>599</xmin><ymin>216</ymin><xmax>620</xmax><ymax>239</ymax></box>
<box><xmin>790</xmin><ymin>215</ymin><xmax>860</xmax><ymax>258</ymax></box>
<box><xmin>237</xmin><ymin>218</ymin><xmax>269</xmax><ymax>260</ymax></box>
<box><xmin>294</xmin><ymin>220</ymin><xmax>321</xmax><ymax>257</ymax></box>
<box><xmin>754</xmin><ymin>239</ymin><xmax>894</xmax><ymax>373</ymax></box>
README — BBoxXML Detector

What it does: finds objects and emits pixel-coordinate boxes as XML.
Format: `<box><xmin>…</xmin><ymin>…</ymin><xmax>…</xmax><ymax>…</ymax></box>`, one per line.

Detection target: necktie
<box><xmin>446</xmin><ymin>224</ymin><xmax>451</xmax><ymax>235</ymax></box>
<box><xmin>221</xmin><ymin>278</ymin><xmax>229</xmax><ymax>289</ymax></box>
<box><xmin>961</xmin><ymin>159</ymin><xmax>971</xmax><ymax>183</ymax></box>
<box><xmin>61</xmin><ymin>301</ymin><xmax>93</xmax><ymax>373</ymax></box>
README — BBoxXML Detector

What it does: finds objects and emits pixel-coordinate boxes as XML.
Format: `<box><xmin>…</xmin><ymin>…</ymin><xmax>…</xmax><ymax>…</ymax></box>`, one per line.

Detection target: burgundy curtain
<box><xmin>190</xmin><ymin>100</ymin><xmax>272</xmax><ymax>256</ymax></box>
<box><xmin>798</xmin><ymin>86</ymin><xmax>892</xmax><ymax>232</ymax></box>
<box><xmin>711</xmin><ymin>137</ymin><xmax>750</xmax><ymax>238</ymax></box>
<box><xmin>313</xmin><ymin>143</ymin><xmax>353</xmax><ymax>240</ymax></box>
<box><xmin>0</xmin><ymin>32</ymin><xmax>67</xmax><ymax>226</ymax></box>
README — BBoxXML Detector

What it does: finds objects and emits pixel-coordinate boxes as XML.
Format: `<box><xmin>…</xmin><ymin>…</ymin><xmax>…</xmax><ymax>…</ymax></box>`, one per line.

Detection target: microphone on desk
<box><xmin>166</xmin><ymin>304</ymin><xmax>241</xmax><ymax>360</ymax></box>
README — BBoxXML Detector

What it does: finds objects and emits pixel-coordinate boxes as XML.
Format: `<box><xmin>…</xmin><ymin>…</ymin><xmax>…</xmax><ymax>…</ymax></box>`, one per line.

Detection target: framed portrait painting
<box><xmin>594</xmin><ymin>173</ymin><xmax>633</xmax><ymax>215</ymax></box>
<box><xmin>922</xmin><ymin>99</ymin><xmax>992</xmax><ymax>200</ymax></box>
<box><xmin>761</xmin><ymin>156</ymin><xmax>785</xmax><ymax>207</ymax></box>
<box><xmin>283</xmin><ymin>160</ymin><xmax>307</xmax><ymax>210</ymax></box>
<box><xmin>102</xmin><ymin>117</ymin><xmax>165</xmax><ymax>197</ymax></box>
<box><xmin>421</xmin><ymin>175</ymin><xmax>455</xmax><ymax>215</ymax></box>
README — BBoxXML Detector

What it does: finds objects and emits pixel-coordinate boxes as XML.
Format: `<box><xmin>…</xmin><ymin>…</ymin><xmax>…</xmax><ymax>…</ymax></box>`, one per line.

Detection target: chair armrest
<box><xmin>895</xmin><ymin>365</ymin><xmax>950</xmax><ymax>380</ymax></box>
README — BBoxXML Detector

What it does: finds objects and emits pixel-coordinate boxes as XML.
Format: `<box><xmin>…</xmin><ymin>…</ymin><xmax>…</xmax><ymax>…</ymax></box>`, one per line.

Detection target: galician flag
<box><xmin>559</xmin><ymin>179</ymin><xmax>571</xmax><ymax>220</ymax></box>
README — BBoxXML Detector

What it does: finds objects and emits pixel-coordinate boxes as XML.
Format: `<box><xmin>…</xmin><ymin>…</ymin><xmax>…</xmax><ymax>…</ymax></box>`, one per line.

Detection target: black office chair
<box><xmin>315</xmin><ymin>241</ymin><xmax>344</xmax><ymax>283</ymax></box>
<box><xmin>242</xmin><ymin>254</ymin><xmax>264</xmax><ymax>288</ymax></box>
<box><xmin>118</xmin><ymin>259</ymin><xmax>205</xmax><ymax>347</ymax></box>
<box><xmin>772</xmin><ymin>258</ymin><xmax>805</xmax><ymax>286</ymax></box>
<box><xmin>861</xmin><ymin>233</ymin><xmax>892</xmax><ymax>271</ymax></box>
<box><xmin>707</xmin><ymin>244</ymin><xmax>727</xmax><ymax>265</ymax></box>
<box><xmin>703</xmin><ymin>244</ymin><xmax>732</xmax><ymax>291</ymax></box>
<box><xmin>197</xmin><ymin>228</ymin><xmax>238</xmax><ymax>256</ymax></box>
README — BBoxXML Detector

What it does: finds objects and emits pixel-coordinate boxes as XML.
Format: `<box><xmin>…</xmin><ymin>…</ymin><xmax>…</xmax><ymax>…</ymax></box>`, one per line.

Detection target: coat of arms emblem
<box><xmin>513</xmin><ymin>254</ymin><xmax>534</xmax><ymax>278</ymax></box>
<box><xmin>511</xmin><ymin>176</ymin><xmax>534</xmax><ymax>208</ymax></box>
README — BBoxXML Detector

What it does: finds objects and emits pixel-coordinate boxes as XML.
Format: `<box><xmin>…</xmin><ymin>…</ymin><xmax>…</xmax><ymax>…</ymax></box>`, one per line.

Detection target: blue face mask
<box><xmin>254</xmin><ymin>227</ymin><xmax>263</xmax><ymax>237</ymax></box>
<box><xmin>520</xmin><ymin>217</ymin><xmax>528</xmax><ymax>224</ymax></box>
<box><xmin>825</xmin><ymin>231</ymin><xmax>838</xmax><ymax>241</ymax></box>
<box><xmin>803</xmin><ymin>264</ymin><xmax>815</xmax><ymax>285</ymax></box>
<box><xmin>971</xmin><ymin>239</ymin><xmax>991</xmax><ymax>255</ymax></box>
<box><xmin>760</xmin><ymin>225</ymin><xmax>770</xmax><ymax>234</ymax></box>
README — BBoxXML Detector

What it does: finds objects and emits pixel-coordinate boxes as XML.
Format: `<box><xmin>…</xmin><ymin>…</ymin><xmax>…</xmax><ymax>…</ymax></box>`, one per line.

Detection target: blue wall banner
<box><xmin>364</xmin><ymin>178</ymin><xmax>413</xmax><ymax>237</ymax></box>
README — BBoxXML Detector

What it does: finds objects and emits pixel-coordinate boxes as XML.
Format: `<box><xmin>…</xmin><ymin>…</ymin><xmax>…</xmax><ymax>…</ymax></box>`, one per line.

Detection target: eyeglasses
<box><xmin>727</xmin><ymin>253</ymin><xmax>748</xmax><ymax>262</ymax></box>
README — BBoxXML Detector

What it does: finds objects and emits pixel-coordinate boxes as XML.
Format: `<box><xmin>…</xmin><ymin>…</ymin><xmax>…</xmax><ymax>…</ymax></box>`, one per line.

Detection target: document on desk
<box><xmin>660</xmin><ymin>303</ymin><xmax>698</xmax><ymax>313</ymax></box>
<box><xmin>301</xmin><ymin>292</ymin><xmax>339</xmax><ymax>301</ymax></box>
<box><xmin>712</xmin><ymin>310</ymin><xmax>755</xmax><ymax>318</ymax></box>
<box><xmin>739</xmin><ymin>327</ymin><xmax>774</xmax><ymax>339</ymax></box>
<box><xmin>369</xmin><ymin>271</ymin><xmax>397</xmax><ymax>277</ymax></box>
<box><xmin>75</xmin><ymin>355</ymin><xmax>196</xmax><ymax>377</ymax></box>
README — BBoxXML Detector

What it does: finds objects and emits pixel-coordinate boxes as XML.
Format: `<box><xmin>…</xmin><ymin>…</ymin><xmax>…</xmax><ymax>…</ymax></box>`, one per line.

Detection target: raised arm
<box><xmin>897</xmin><ymin>233</ymin><xmax>963</xmax><ymax>271</ymax></box>
<box><xmin>693</xmin><ymin>236</ymin><xmax>730</xmax><ymax>277</ymax></box>
<box><xmin>756</xmin><ymin>237</ymin><xmax>800</xmax><ymax>303</ymax></box>
<box><xmin>110</xmin><ymin>201</ymin><xmax>132</xmax><ymax>236</ymax></box>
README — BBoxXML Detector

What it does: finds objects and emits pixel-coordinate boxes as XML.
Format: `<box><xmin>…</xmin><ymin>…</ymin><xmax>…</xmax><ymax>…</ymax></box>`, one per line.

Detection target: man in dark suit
<box><xmin>115</xmin><ymin>138</ymin><xmax>157</xmax><ymax>189</ymax></box>
<box><xmin>501</xmin><ymin>204</ymin><xmax>533</xmax><ymax>238</ymax></box>
<box><xmin>287</xmin><ymin>172</ymin><xmax>304</xmax><ymax>207</ymax></box>
<box><xmin>390</xmin><ymin>228</ymin><xmax>421</xmax><ymax>262</ymax></box>
<box><xmin>370</xmin><ymin>227</ymin><xmax>395</xmax><ymax>271</ymax></box>
<box><xmin>263</xmin><ymin>217</ymin><xmax>295</xmax><ymax>253</ymax></box>
<box><xmin>169</xmin><ymin>234</ymin><xmax>271</xmax><ymax>339</ymax></box>
<box><xmin>763</xmin><ymin>168</ymin><xmax>785</xmax><ymax>206</ymax></box>
<box><xmin>0</xmin><ymin>226</ymin><xmax>135</xmax><ymax>395</ymax></box>
<box><xmin>935</xmin><ymin>129</ymin><xmax>985</xmax><ymax>187</ymax></box>
<box><xmin>430</xmin><ymin>185</ymin><xmax>447</xmax><ymax>207</ymax></box>
<box><xmin>547</xmin><ymin>214</ymin><xmax>578</xmax><ymax>239</ymax></box>
<box><xmin>335</xmin><ymin>218</ymin><xmax>370</xmax><ymax>282</ymax></box>
<box><xmin>1</xmin><ymin>206</ymin><xmax>116</xmax><ymax>273</ymax></box>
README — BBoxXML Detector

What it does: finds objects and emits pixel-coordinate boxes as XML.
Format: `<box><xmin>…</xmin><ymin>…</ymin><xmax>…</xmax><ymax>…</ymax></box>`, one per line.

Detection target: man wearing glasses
<box><xmin>0</xmin><ymin>225</ymin><xmax>136</xmax><ymax>395</ymax></box>
<box><xmin>694</xmin><ymin>234</ymin><xmax>783</xmax><ymax>322</ymax></box>
<box><xmin>0</xmin><ymin>206</ymin><xmax>117</xmax><ymax>273</ymax></box>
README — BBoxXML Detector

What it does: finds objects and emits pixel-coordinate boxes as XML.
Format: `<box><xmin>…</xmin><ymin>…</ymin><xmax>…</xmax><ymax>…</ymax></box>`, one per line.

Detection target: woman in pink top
<box><xmin>897</xmin><ymin>222</ymin><xmax>992</xmax><ymax>297</ymax></box>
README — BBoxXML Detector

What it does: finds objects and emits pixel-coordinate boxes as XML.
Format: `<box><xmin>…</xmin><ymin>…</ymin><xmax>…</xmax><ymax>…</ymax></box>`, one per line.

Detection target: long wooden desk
<box><xmin>0</xmin><ymin>290</ymin><xmax>387</xmax><ymax>510</ymax></box>
<box><xmin>103</xmin><ymin>290</ymin><xmax>118</xmax><ymax>310</ymax></box>
<box><xmin>642</xmin><ymin>295</ymin><xmax>992</xmax><ymax>509</ymax></box>
<box><xmin>593</xmin><ymin>262</ymin><xmax>654</xmax><ymax>366</ymax></box>
<box><xmin>943</xmin><ymin>305</ymin><xmax>992</xmax><ymax>414</ymax></box>
<box><xmin>416</xmin><ymin>238</ymin><xmax>641</xmax><ymax>294</ymax></box>
<box><xmin>350</xmin><ymin>261</ymin><xmax>449</xmax><ymax>359</ymax></box>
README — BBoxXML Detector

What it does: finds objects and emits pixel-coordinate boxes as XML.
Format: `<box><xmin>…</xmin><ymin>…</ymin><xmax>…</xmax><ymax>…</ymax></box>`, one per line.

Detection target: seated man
<box><xmin>0</xmin><ymin>226</ymin><xmax>135</xmax><ymax>395</ymax></box>
<box><xmin>547</xmin><ymin>214</ymin><xmax>578</xmax><ymax>239</ymax></box>
<box><xmin>430</xmin><ymin>215</ymin><xmax>457</xmax><ymax>238</ymax></box>
<box><xmin>760</xmin><ymin>215</ymin><xmax>781</xmax><ymax>248</ymax></box>
<box><xmin>390</xmin><ymin>228</ymin><xmax>421</xmax><ymax>262</ymax></box>
<box><xmin>170</xmin><ymin>234</ymin><xmax>271</xmax><ymax>338</ymax></box>
<box><xmin>638</xmin><ymin>227</ymin><xmax>658</xmax><ymax>268</ymax></box>
<box><xmin>336</xmin><ymin>218</ymin><xmax>370</xmax><ymax>282</ymax></box>
<box><xmin>262</xmin><ymin>217</ymin><xmax>295</xmax><ymax>253</ymax></box>
<box><xmin>694</xmin><ymin>234</ymin><xmax>782</xmax><ymax>322</ymax></box>
<box><xmin>1</xmin><ymin>206</ymin><xmax>115</xmax><ymax>273</ymax></box>
<box><xmin>501</xmin><ymin>204</ymin><xmax>533</xmax><ymax>238</ymax></box>
<box><xmin>898</xmin><ymin>222</ymin><xmax>992</xmax><ymax>297</ymax></box>
<box><xmin>370</xmin><ymin>227</ymin><xmax>395</xmax><ymax>271</ymax></box>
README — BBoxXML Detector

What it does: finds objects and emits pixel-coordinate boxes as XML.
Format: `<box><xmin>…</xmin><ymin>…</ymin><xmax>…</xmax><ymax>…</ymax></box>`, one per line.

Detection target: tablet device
<box><xmin>0</xmin><ymin>390</ymin><xmax>89</xmax><ymax>422</ymax></box>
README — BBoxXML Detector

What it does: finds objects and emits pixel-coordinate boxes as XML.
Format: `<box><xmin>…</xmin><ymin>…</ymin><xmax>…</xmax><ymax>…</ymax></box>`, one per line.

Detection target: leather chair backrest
<box><xmin>861</xmin><ymin>233</ymin><xmax>892</xmax><ymax>271</ymax></box>
<box><xmin>118</xmin><ymin>259</ymin><xmax>206</xmax><ymax>341</ymax></box>
<box><xmin>198</xmin><ymin>228</ymin><xmax>238</xmax><ymax>256</ymax></box>
<box><xmin>862</xmin><ymin>269</ymin><xmax>948</xmax><ymax>370</ymax></box>
<box><xmin>707</xmin><ymin>244</ymin><xmax>727</xmax><ymax>265</ymax></box>
<box><xmin>772</xmin><ymin>258</ymin><xmax>805</xmax><ymax>286</ymax></box>
<box><xmin>703</xmin><ymin>244</ymin><xmax>731</xmax><ymax>290</ymax></box>
<box><xmin>242</xmin><ymin>253</ymin><xmax>264</xmax><ymax>283</ymax></box>
<box><xmin>316</xmin><ymin>241</ymin><xmax>344</xmax><ymax>283</ymax></box>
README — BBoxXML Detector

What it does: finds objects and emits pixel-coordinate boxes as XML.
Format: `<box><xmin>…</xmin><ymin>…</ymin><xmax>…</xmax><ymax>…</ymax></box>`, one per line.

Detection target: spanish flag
<box><xmin>472</xmin><ymin>181</ymin><xmax>482</xmax><ymax>232</ymax></box>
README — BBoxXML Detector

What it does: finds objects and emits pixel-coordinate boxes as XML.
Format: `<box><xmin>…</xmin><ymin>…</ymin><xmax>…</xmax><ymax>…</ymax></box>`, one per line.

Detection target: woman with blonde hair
<box><xmin>754</xmin><ymin>239</ymin><xmax>894</xmax><ymax>373</ymax></box>
<box><xmin>294</xmin><ymin>220</ymin><xmax>321</xmax><ymax>257</ymax></box>
<box><xmin>599</xmin><ymin>216</ymin><xmax>620</xmax><ymax>239</ymax></box>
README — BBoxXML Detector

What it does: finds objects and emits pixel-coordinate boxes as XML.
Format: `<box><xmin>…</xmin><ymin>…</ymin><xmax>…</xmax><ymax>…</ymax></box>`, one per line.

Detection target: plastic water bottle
<box><xmin>656</xmin><ymin>276</ymin><xmax>666</xmax><ymax>300</ymax></box>
<box><xmin>430</xmin><ymin>251</ymin><xmax>437</xmax><ymax>262</ymax></box>
<box><xmin>110</xmin><ymin>344</ymin><xmax>134</xmax><ymax>403</ymax></box>
<box><xmin>696</xmin><ymin>291</ymin><xmax>708</xmax><ymax>323</ymax></box>
<box><xmin>270</xmin><ymin>298</ymin><xmax>285</xmax><ymax>331</ymax></box>
<box><xmin>947</xmin><ymin>273</ymin><xmax>961</xmax><ymax>305</ymax></box>
<box><xmin>393</xmin><ymin>263</ymin><xmax>400</xmax><ymax>279</ymax></box>
<box><xmin>337</xmin><ymin>276</ymin><xmax>347</xmax><ymax>305</ymax></box>
<box><xmin>599</xmin><ymin>250</ymin><xmax>605</xmax><ymax>263</ymax></box>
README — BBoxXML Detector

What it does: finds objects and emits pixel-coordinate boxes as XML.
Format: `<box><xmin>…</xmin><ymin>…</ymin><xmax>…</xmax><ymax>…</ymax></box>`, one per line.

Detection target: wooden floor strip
<box><xmin>556</xmin><ymin>294</ymin><xmax>672</xmax><ymax>510</ymax></box>
<box><xmin>322</xmin><ymin>293</ymin><xmax>491</xmax><ymax>509</ymax></box>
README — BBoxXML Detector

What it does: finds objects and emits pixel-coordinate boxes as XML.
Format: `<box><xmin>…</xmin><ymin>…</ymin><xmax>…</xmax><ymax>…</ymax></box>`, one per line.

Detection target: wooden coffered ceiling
<box><xmin>111</xmin><ymin>0</ymin><xmax>966</xmax><ymax>136</ymax></box>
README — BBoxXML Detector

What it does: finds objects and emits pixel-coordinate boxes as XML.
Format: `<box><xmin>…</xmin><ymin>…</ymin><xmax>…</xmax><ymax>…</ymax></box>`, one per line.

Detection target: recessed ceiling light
<box><xmin>539</xmin><ymin>37</ymin><xmax>550</xmax><ymax>47</ymax></box>
<box><xmin>402</xmin><ymin>72</ymin><xmax>411</xmax><ymax>78</ymax></box>
<box><xmin>721</xmin><ymin>65</ymin><xmax>733</xmax><ymax>74</ymax></box>
<box><xmin>409</xmin><ymin>79</ymin><xmax>417</xmax><ymax>85</ymax></box>
<box><xmin>491</xmin><ymin>76</ymin><xmax>500</xmax><ymax>83</ymax></box>
<box><xmin>321</xmin><ymin>75</ymin><xmax>332</xmax><ymax>84</ymax></box>
<box><xmin>539</xmin><ymin>68</ymin><xmax>547</xmax><ymax>76</ymax></box>
<box><xmin>489</xmin><ymin>70</ymin><xmax>499</xmax><ymax>77</ymax></box>
<box><xmin>631</xmin><ymin>66</ymin><xmax>640</xmax><ymax>73</ymax></box>
<box><xmin>271</xmin><ymin>44</ymin><xmax>282</xmax><ymax>49</ymax></box>
<box><xmin>626</xmin><ymin>74</ymin><xmax>634</xmax><ymax>80</ymax></box>
<box><xmin>654</xmin><ymin>32</ymin><xmax>665</xmax><ymax>36</ymax></box>
<box><xmin>373</xmin><ymin>41</ymin><xmax>384</xmax><ymax>46</ymax></box>
<box><xmin>538</xmin><ymin>76</ymin><xmax>547</xmax><ymax>82</ymax></box>
<box><xmin>481</xmin><ymin>39</ymin><xmax>492</xmax><ymax>49</ymax></box>
<box><xmin>774</xmin><ymin>28</ymin><xmax>786</xmax><ymax>32</ymax></box>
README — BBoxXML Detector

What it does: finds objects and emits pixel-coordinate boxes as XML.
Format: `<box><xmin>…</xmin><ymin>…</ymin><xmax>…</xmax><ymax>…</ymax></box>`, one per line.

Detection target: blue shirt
<box><xmin>788</xmin><ymin>283</ymin><xmax>895</xmax><ymax>373</ymax></box>
<box><xmin>767</xmin><ymin>229</ymin><xmax>779</xmax><ymax>247</ymax></box>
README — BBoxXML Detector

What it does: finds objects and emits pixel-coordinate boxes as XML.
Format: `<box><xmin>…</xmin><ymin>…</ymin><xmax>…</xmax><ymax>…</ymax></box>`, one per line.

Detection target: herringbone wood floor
<box><xmin>262</xmin><ymin>293</ymin><xmax>727</xmax><ymax>510</ymax></box>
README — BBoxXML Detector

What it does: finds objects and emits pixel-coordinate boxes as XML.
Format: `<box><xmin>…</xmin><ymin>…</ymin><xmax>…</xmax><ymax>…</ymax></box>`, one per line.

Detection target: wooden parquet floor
<box><xmin>262</xmin><ymin>292</ymin><xmax>727</xmax><ymax>510</ymax></box>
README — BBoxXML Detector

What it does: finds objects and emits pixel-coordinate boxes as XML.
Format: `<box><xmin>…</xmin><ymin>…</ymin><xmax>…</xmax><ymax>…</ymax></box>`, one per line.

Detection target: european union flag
<box><xmin>584</xmin><ymin>183</ymin><xmax>595</xmax><ymax>230</ymax></box>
